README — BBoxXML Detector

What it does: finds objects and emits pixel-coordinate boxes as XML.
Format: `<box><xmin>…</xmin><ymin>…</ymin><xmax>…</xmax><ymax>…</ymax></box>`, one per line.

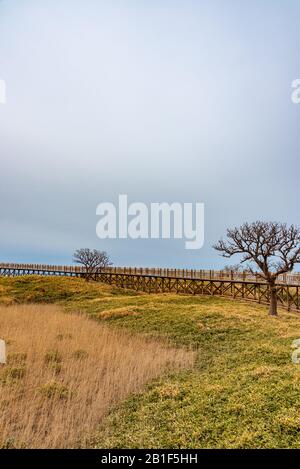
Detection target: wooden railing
<box><xmin>0</xmin><ymin>263</ymin><xmax>299</xmax><ymax>284</ymax></box>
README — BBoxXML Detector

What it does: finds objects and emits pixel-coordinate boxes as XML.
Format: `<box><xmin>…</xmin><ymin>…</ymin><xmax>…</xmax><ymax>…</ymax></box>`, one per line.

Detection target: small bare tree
<box><xmin>213</xmin><ymin>221</ymin><xmax>300</xmax><ymax>316</ymax></box>
<box><xmin>222</xmin><ymin>264</ymin><xmax>243</xmax><ymax>273</ymax></box>
<box><xmin>73</xmin><ymin>248</ymin><xmax>112</xmax><ymax>281</ymax></box>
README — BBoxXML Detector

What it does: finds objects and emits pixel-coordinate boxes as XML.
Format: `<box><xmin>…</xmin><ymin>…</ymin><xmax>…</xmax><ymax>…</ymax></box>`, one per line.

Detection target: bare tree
<box><xmin>73</xmin><ymin>248</ymin><xmax>112</xmax><ymax>281</ymax></box>
<box><xmin>213</xmin><ymin>221</ymin><xmax>300</xmax><ymax>316</ymax></box>
<box><xmin>222</xmin><ymin>264</ymin><xmax>243</xmax><ymax>273</ymax></box>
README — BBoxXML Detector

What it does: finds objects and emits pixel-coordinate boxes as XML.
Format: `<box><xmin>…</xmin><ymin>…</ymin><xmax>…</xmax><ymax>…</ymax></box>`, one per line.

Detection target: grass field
<box><xmin>1</xmin><ymin>275</ymin><xmax>300</xmax><ymax>448</ymax></box>
<box><xmin>0</xmin><ymin>304</ymin><xmax>193</xmax><ymax>448</ymax></box>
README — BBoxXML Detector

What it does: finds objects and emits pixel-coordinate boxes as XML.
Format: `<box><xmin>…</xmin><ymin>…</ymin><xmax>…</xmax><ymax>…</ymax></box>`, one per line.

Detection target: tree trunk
<box><xmin>268</xmin><ymin>282</ymin><xmax>278</xmax><ymax>316</ymax></box>
<box><xmin>84</xmin><ymin>268</ymin><xmax>90</xmax><ymax>282</ymax></box>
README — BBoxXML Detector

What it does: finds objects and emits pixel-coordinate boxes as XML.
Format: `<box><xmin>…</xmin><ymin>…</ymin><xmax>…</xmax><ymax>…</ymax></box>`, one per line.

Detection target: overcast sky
<box><xmin>0</xmin><ymin>0</ymin><xmax>300</xmax><ymax>268</ymax></box>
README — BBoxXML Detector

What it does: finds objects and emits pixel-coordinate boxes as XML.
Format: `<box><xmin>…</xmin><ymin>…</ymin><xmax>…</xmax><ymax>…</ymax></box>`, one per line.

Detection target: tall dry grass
<box><xmin>0</xmin><ymin>304</ymin><xmax>194</xmax><ymax>448</ymax></box>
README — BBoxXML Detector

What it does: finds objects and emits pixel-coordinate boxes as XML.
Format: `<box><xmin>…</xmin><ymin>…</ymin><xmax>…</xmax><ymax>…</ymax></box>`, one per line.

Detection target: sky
<box><xmin>0</xmin><ymin>0</ymin><xmax>300</xmax><ymax>269</ymax></box>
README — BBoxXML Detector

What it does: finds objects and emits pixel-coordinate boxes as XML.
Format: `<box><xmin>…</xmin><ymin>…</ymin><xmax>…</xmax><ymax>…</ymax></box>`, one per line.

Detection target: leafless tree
<box><xmin>213</xmin><ymin>221</ymin><xmax>300</xmax><ymax>316</ymax></box>
<box><xmin>73</xmin><ymin>248</ymin><xmax>112</xmax><ymax>281</ymax></box>
<box><xmin>222</xmin><ymin>264</ymin><xmax>243</xmax><ymax>273</ymax></box>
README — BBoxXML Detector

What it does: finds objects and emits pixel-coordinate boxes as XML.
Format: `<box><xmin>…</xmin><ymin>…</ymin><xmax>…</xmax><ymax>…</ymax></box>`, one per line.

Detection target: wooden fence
<box><xmin>98</xmin><ymin>272</ymin><xmax>300</xmax><ymax>312</ymax></box>
<box><xmin>0</xmin><ymin>263</ymin><xmax>299</xmax><ymax>284</ymax></box>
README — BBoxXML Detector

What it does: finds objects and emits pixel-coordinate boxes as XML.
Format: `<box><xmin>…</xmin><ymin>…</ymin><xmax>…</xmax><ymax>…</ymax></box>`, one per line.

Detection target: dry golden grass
<box><xmin>98</xmin><ymin>306</ymin><xmax>142</xmax><ymax>320</ymax></box>
<box><xmin>0</xmin><ymin>304</ymin><xmax>194</xmax><ymax>448</ymax></box>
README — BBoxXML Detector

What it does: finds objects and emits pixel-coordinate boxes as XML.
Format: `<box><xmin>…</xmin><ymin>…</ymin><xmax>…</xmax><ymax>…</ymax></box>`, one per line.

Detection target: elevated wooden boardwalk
<box><xmin>0</xmin><ymin>263</ymin><xmax>299</xmax><ymax>312</ymax></box>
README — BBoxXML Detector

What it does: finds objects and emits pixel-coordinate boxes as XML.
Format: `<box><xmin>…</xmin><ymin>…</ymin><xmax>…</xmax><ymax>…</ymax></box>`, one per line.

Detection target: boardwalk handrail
<box><xmin>0</xmin><ymin>263</ymin><xmax>300</xmax><ymax>285</ymax></box>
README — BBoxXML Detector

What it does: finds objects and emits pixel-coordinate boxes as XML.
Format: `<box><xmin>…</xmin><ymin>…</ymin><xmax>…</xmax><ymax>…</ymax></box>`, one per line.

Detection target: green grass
<box><xmin>1</xmin><ymin>275</ymin><xmax>300</xmax><ymax>448</ymax></box>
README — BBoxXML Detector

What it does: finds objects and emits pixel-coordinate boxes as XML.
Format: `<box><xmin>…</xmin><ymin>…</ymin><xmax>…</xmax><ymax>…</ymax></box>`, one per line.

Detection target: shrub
<box><xmin>39</xmin><ymin>382</ymin><xmax>71</xmax><ymax>400</ymax></box>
